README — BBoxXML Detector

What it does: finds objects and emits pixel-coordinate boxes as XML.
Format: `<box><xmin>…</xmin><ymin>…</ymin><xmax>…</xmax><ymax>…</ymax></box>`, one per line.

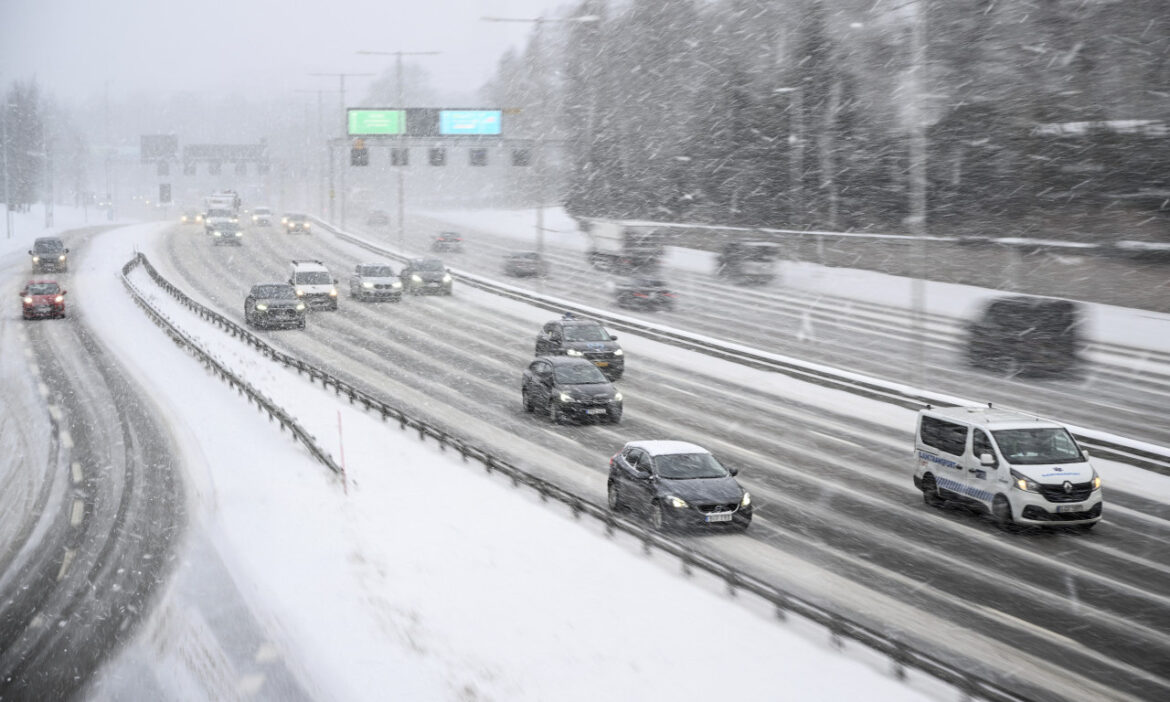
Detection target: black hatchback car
<box><xmin>534</xmin><ymin>313</ymin><xmax>624</xmax><ymax>379</ymax></box>
<box><xmin>503</xmin><ymin>251</ymin><xmax>549</xmax><ymax>278</ymax></box>
<box><xmin>522</xmin><ymin>356</ymin><xmax>622</xmax><ymax>424</ymax></box>
<box><xmin>607</xmin><ymin>440</ymin><xmax>751</xmax><ymax>531</ymax></box>
<box><xmin>29</xmin><ymin>237</ymin><xmax>69</xmax><ymax>273</ymax></box>
<box><xmin>966</xmin><ymin>296</ymin><xmax>1083</xmax><ymax>377</ymax></box>
<box><xmin>401</xmin><ymin>257</ymin><xmax>453</xmax><ymax>295</ymax></box>
<box><xmin>244</xmin><ymin>283</ymin><xmax>306</xmax><ymax>330</ymax></box>
<box><xmin>431</xmin><ymin>231</ymin><xmax>463</xmax><ymax>253</ymax></box>
<box><xmin>615</xmin><ymin>277</ymin><xmax>675</xmax><ymax>311</ymax></box>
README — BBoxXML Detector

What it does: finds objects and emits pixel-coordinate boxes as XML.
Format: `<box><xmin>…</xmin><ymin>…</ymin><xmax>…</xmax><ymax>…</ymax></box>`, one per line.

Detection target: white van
<box><xmin>913</xmin><ymin>405</ymin><xmax>1102</xmax><ymax>529</ymax></box>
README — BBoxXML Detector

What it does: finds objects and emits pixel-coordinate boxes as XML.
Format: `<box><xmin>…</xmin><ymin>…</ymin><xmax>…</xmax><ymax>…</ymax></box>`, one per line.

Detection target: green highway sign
<box><xmin>348</xmin><ymin>109</ymin><xmax>406</xmax><ymax>136</ymax></box>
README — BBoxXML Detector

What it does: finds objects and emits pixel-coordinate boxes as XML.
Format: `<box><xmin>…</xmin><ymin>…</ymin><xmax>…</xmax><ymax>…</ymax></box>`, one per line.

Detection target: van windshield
<box><xmin>992</xmin><ymin>428</ymin><xmax>1084</xmax><ymax>465</ymax></box>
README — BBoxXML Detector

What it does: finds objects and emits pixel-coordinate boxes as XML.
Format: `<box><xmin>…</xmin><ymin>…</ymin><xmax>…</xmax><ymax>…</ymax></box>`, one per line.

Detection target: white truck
<box><xmin>203</xmin><ymin>191</ymin><xmax>241</xmax><ymax>234</ymax></box>
<box><xmin>582</xmin><ymin>220</ymin><xmax>667</xmax><ymax>273</ymax></box>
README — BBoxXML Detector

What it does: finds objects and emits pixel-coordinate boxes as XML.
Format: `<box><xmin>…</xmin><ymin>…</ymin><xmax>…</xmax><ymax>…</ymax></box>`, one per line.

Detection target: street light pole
<box><xmin>309</xmin><ymin>72</ymin><xmax>374</xmax><ymax>230</ymax></box>
<box><xmin>482</xmin><ymin>14</ymin><xmax>599</xmax><ymax>255</ymax></box>
<box><xmin>356</xmin><ymin>50</ymin><xmax>441</xmax><ymax>254</ymax></box>
<box><xmin>908</xmin><ymin>0</ymin><xmax>929</xmax><ymax>385</ymax></box>
<box><xmin>2</xmin><ymin>99</ymin><xmax>11</xmax><ymax>239</ymax></box>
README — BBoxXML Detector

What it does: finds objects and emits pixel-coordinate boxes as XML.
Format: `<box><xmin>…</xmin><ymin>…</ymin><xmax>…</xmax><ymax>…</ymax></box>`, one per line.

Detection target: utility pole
<box><xmin>3</xmin><ymin>96</ymin><xmax>11</xmax><ymax>239</ymax></box>
<box><xmin>356</xmin><ymin>50</ymin><xmax>441</xmax><ymax>254</ymax></box>
<box><xmin>908</xmin><ymin>0</ymin><xmax>929</xmax><ymax>386</ymax></box>
<box><xmin>483</xmin><ymin>14</ymin><xmax>599</xmax><ymax>255</ymax></box>
<box><xmin>309</xmin><ymin>72</ymin><xmax>374</xmax><ymax>230</ymax></box>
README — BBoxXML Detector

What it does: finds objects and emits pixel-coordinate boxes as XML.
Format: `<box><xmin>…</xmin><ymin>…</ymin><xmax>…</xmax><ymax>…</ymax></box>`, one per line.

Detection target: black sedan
<box><xmin>522</xmin><ymin>356</ymin><xmax>622</xmax><ymax>424</ymax></box>
<box><xmin>401</xmin><ymin>258</ymin><xmax>453</xmax><ymax>295</ymax></box>
<box><xmin>210</xmin><ymin>221</ymin><xmax>245</xmax><ymax>245</ymax></box>
<box><xmin>615</xmin><ymin>277</ymin><xmax>675</xmax><ymax>311</ymax></box>
<box><xmin>244</xmin><ymin>283</ymin><xmax>306</xmax><ymax>330</ymax></box>
<box><xmin>503</xmin><ymin>251</ymin><xmax>549</xmax><ymax>278</ymax></box>
<box><xmin>431</xmin><ymin>231</ymin><xmax>463</xmax><ymax>253</ymax></box>
<box><xmin>607</xmin><ymin>440</ymin><xmax>751</xmax><ymax>531</ymax></box>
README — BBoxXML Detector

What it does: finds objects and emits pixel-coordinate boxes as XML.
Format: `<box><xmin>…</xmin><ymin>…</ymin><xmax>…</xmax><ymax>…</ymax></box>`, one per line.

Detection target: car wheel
<box><xmin>1075</xmin><ymin>522</ymin><xmax>1097</xmax><ymax>532</ymax></box>
<box><xmin>921</xmin><ymin>475</ymin><xmax>943</xmax><ymax>508</ymax></box>
<box><xmin>548</xmin><ymin>400</ymin><xmax>562</xmax><ymax>424</ymax></box>
<box><xmin>522</xmin><ymin>388</ymin><xmax>534</xmax><ymax>413</ymax></box>
<box><xmin>992</xmin><ymin>495</ymin><xmax>1014</xmax><ymax>530</ymax></box>
<box><xmin>733</xmin><ymin>514</ymin><xmax>752</xmax><ymax>532</ymax></box>
<box><xmin>607</xmin><ymin>480</ymin><xmax>623</xmax><ymax>512</ymax></box>
<box><xmin>608</xmin><ymin>408</ymin><xmax>622</xmax><ymax>424</ymax></box>
<box><xmin>297</xmin><ymin>319</ymin><xmax>306</xmax><ymax>330</ymax></box>
<box><xmin>650</xmin><ymin>501</ymin><xmax>666</xmax><ymax>531</ymax></box>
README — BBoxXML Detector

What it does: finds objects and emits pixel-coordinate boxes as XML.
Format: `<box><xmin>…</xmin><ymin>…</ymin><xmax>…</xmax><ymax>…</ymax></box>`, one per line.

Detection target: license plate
<box><xmin>35</xmin><ymin>306</ymin><xmax>50</xmax><ymax>312</ymax></box>
<box><xmin>594</xmin><ymin>361</ymin><xmax>609</xmax><ymax>367</ymax></box>
<box><xmin>706</xmin><ymin>512</ymin><xmax>733</xmax><ymax>523</ymax></box>
<box><xmin>427</xmin><ymin>282</ymin><xmax>439</xmax><ymax>287</ymax></box>
<box><xmin>1056</xmin><ymin>504</ymin><xmax>1084</xmax><ymax>513</ymax></box>
<box><xmin>585</xmin><ymin>408</ymin><xmax>607</xmax><ymax>415</ymax></box>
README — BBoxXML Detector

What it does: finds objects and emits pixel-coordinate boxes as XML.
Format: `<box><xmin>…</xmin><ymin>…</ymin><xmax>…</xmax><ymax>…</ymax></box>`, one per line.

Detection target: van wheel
<box><xmin>650</xmin><ymin>501</ymin><xmax>666</xmax><ymax>531</ymax></box>
<box><xmin>522</xmin><ymin>389</ymin><xmax>533</xmax><ymax>413</ymax></box>
<box><xmin>992</xmin><ymin>495</ymin><xmax>1015</xmax><ymax>529</ymax></box>
<box><xmin>921</xmin><ymin>475</ymin><xmax>943</xmax><ymax>508</ymax></box>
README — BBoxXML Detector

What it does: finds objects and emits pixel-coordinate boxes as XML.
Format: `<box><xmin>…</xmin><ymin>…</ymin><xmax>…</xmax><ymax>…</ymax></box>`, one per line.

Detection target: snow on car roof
<box><xmin>625</xmin><ymin>440</ymin><xmax>710</xmax><ymax>456</ymax></box>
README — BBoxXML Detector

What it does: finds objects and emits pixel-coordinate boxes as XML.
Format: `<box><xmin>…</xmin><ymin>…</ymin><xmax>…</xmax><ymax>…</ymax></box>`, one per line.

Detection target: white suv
<box><xmin>289</xmin><ymin>260</ymin><xmax>339</xmax><ymax>311</ymax></box>
<box><xmin>914</xmin><ymin>405</ymin><xmax>1103</xmax><ymax>529</ymax></box>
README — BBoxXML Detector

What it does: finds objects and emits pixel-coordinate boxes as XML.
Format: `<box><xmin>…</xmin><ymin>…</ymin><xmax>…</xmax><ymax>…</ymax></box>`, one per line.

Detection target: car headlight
<box><xmin>304</xmin><ymin>223</ymin><xmax>311</xmax><ymax>229</ymax></box>
<box><xmin>213</xmin><ymin>231</ymin><xmax>222</xmax><ymax>237</ymax></box>
<box><xmin>295</xmin><ymin>288</ymin><xmax>304</xmax><ymax>296</ymax></box>
<box><xmin>59</xmin><ymin>255</ymin><xmax>67</xmax><ymax>261</ymax></box>
<box><xmin>256</xmin><ymin>303</ymin><xmax>269</xmax><ymax>311</ymax></box>
<box><xmin>558</xmin><ymin>392</ymin><xmax>575</xmax><ymax>403</ymax></box>
<box><xmin>235</xmin><ymin>231</ymin><xmax>243</xmax><ymax>237</ymax></box>
<box><xmin>1091</xmin><ymin>472</ymin><xmax>1102</xmax><ymax>490</ymax></box>
<box><xmin>667</xmin><ymin>496</ymin><xmax>689</xmax><ymax>509</ymax></box>
<box><xmin>741</xmin><ymin>491</ymin><xmax>751</xmax><ymax>507</ymax></box>
<box><xmin>54</xmin><ymin>295</ymin><xmax>64</xmax><ymax>303</ymax></box>
<box><xmin>329</xmin><ymin>288</ymin><xmax>338</xmax><ymax>297</ymax></box>
<box><xmin>362</xmin><ymin>281</ymin><xmax>374</xmax><ymax>288</ymax></box>
<box><xmin>1011</xmin><ymin>470</ymin><xmax>1041</xmax><ymax>493</ymax></box>
<box><xmin>566</xmin><ymin>348</ymin><xmax>584</xmax><ymax>357</ymax></box>
<box><xmin>391</xmin><ymin>281</ymin><xmax>402</xmax><ymax>289</ymax></box>
<box><xmin>411</xmin><ymin>274</ymin><xmax>423</xmax><ymax>283</ymax></box>
<box><xmin>613</xmin><ymin>349</ymin><xmax>624</xmax><ymax>356</ymax></box>
<box><xmin>613</xmin><ymin>392</ymin><xmax>623</xmax><ymax>402</ymax></box>
<box><xmin>296</xmin><ymin>303</ymin><xmax>306</xmax><ymax>311</ymax></box>
<box><xmin>23</xmin><ymin>296</ymin><xmax>33</xmax><ymax>304</ymax></box>
<box><xmin>32</xmin><ymin>256</ymin><xmax>40</xmax><ymax>262</ymax></box>
<box><xmin>442</xmin><ymin>274</ymin><xmax>452</xmax><ymax>283</ymax></box>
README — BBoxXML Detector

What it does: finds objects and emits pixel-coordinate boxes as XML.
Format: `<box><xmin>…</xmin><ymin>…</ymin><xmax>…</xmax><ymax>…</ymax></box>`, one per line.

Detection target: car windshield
<box><xmin>414</xmin><ymin>260</ymin><xmax>445</xmax><ymax>271</ymax></box>
<box><xmin>27</xmin><ymin>282</ymin><xmax>61</xmax><ymax>295</ymax></box>
<box><xmin>254</xmin><ymin>285</ymin><xmax>296</xmax><ymax>299</ymax></box>
<box><xmin>564</xmin><ymin>324</ymin><xmax>610</xmax><ymax>342</ymax></box>
<box><xmin>554</xmin><ymin>364</ymin><xmax>608</xmax><ymax>385</ymax></box>
<box><xmin>992</xmin><ymin>428</ymin><xmax>1084</xmax><ymax>465</ymax></box>
<box><xmin>359</xmin><ymin>266</ymin><xmax>395</xmax><ymax>277</ymax></box>
<box><xmin>207</xmin><ymin>209</ymin><xmax>233</xmax><ymax>218</ymax></box>
<box><xmin>654</xmin><ymin>452</ymin><xmax>729</xmax><ymax>480</ymax></box>
<box><xmin>288</xmin><ymin>215</ymin><xmax>307</xmax><ymax>222</ymax></box>
<box><xmin>295</xmin><ymin>272</ymin><xmax>332</xmax><ymax>285</ymax></box>
<box><xmin>438</xmin><ymin>233</ymin><xmax>460</xmax><ymax>240</ymax></box>
<box><xmin>34</xmin><ymin>239</ymin><xmax>64</xmax><ymax>253</ymax></box>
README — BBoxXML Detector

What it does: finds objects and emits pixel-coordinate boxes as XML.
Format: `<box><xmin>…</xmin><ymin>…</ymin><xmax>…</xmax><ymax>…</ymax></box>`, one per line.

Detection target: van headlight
<box><xmin>296</xmin><ymin>303</ymin><xmax>306</xmax><ymax>311</ymax></box>
<box><xmin>411</xmin><ymin>274</ymin><xmax>423</xmax><ymax>283</ymax></box>
<box><xmin>255</xmin><ymin>303</ymin><xmax>268</xmax><ymax>311</ymax></box>
<box><xmin>741</xmin><ymin>491</ymin><xmax>751</xmax><ymax>507</ymax></box>
<box><xmin>59</xmin><ymin>255</ymin><xmax>67</xmax><ymax>261</ymax></box>
<box><xmin>391</xmin><ymin>280</ymin><xmax>402</xmax><ymax>289</ymax></box>
<box><xmin>559</xmin><ymin>392</ymin><xmax>574</xmax><ymax>403</ymax></box>
<box><xmin>1091</xmin><ymin>472</ymin><xmax>1102</xmax><ymax>490</ymax></box>
<box><xmin>667</xmin><ymin>496</ymin><xmax>688</xmax><ymax>509</ymax></box>
<box><xmin>362</xmin><ymin>281</ymin><xmax>374</xmax><ymax>288</ymax></box>
<box><xmin>613</xmin><ymin>392</ymin><xmax>622</xmax><ymax>402</ymax></box>
<box><xmin>1011</xmin><ymin>470</ymin><xmax>1040</xmax><ymax>493</ymax></box>
<box><xmin>566</xmin><ymin>348</ymin><xmax>584</xmax><ymax>357</ymax></box>
<box><xmin>442</xmin><ymin>274</ymin><xmax>452</xmax><ymax>283</ymax></box>
<box><xmin>32</xmin><ymin>256</ymin><xmax>40</xmax><ymax>262</ymax></box>
<box><xmin>295</xmin><ymin>288</ymin><xmax>304</xmax><ymax>296</ymax></box>
<box><xmin>613</xmin><ymin>349</ymin><xmax>624</xmax><ymax>356</ymax></box>
<box><xmin>329</xmin><ymin>288</ymin><xmax>338</xmax><ymax>297</ymax></box>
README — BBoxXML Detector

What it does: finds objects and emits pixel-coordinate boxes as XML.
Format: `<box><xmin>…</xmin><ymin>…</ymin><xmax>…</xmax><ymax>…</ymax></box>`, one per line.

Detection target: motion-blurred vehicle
<box><xmin>716</xmin><ymin>240</ymin><xmax>779</xmax><ymax>285</ymax></box>
<box><xmin>180</xmin><ymin>210</ymin><xmax>202</xmax><ymax>225</ymax></box>
<box><xmin>534</xmin><ymin>313</ymin><xmax>624</xmax><ymax>379</ymax></box>
<box><xmin>503</xmin><ymin>251</ymin><xmax>549</xmax><ymax>278</ymax></box>
<box><xmin>18</xmin><ymin>280</ymin><xmax>67</xmax><ymax>320</ymax></box>
<box><xmin>614</xmin><ymin>277</ymin><xmax>675</xmax><ymax>311</ymax></box>
<box><xmin>366</xmin><ymin>209</ymin><xmax>390</xmax><ymax>226</ymax></box>
<box><xmin>607</xmin><ymin>440</ymin><xmax>751</xmax><ymax>531</ymax></box>
<box><xmin>285</xmin><ymin>214</ymin><xmax>311</xmax><ymax>234</ymax></box>
<box><xmin>914</xmin><ymin>405</ymin><xmax>1102</xmax><ymax>529</ymax></box>
<box><xmin>289</xmin><ymin>260</ymin><xmax>339</xmax><ymax>310</ymax></box>
<box><xmin>349</xmin><ymin>263</ymin><xmax>403</xmax><ymax>302</ymax></box>
<box><xmin>251</xmin><ymin>206</ymin><xmax>273</xmax><ymax>226</ymax></box>
<box><xmin>400</xmin><ymin>258</ymin><xmax>453</xmax><ymax>295</ymax></box>
<box><xmin>431</xmin><ymin>231</ymin><xmax>463</xmax><ymax>253</ymax></box>
<box><xmin>29</xmin><ymin>237</ymin><xmax>69</xmax><ymax>273</ymax></box>
<box><xmin>244</xmin><ymin>283</ymin><xmax>306</xmax><ymax>330</ymax></box>
<box><xmin>583</xmin><ymin>220</ymin><xmax>665</xmax><ymax>273</ymax></box>
<box><xmin>210</xmin><ymin>221</ymin><xmax>245</xmax><ymax>245</ymax></box>
<box><xmin>521</xmin><ymin>356</ymin><xmax>622</xmax><ymax>424</ymax></box>
<box><xmin>966</xmin><ymin>296</ymin><xmax>1083</xmax><ymax>376</ymax></box>
<box><xmin>204</xmin><ymin>207</ymin><xmax>238</xmax><ymax>234</ymax></box>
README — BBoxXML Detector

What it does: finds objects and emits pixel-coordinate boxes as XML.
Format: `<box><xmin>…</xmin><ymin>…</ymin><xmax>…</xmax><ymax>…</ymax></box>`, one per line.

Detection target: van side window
<box><xmin>920</xmin><ymin>416</ymin><xmax>968</xmax><ymax>456</ymax></box>
<box><xmin>973</xmin><ymin>430</ymin><xmax>997</xmax><ymax>467</ymax></box>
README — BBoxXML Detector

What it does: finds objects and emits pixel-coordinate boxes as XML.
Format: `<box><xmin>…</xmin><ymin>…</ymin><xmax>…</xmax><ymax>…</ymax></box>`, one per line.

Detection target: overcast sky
<box><xmin>2</xmin><ymin>0</ymin><xmax>558</xmax><ymax>103</ymax></box>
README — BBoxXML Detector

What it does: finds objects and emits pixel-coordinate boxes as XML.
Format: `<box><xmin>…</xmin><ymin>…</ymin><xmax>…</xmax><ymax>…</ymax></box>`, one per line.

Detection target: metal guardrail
<box><xmin>120</xmin><ymin>253</ymin><xmax>343</xmax><ymax>475</ymax></box>
<box><xmin>317</xmin><ymin>218</ymin><xmax>1170</xmax><ymax>477</ymax></box>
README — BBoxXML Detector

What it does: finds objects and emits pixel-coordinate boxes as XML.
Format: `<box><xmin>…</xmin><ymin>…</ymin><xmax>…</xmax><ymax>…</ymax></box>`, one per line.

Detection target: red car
<box><xmin>19</xmin><ymin>280</ymin><xmax>67</xmax><ymax>320</ymax></box>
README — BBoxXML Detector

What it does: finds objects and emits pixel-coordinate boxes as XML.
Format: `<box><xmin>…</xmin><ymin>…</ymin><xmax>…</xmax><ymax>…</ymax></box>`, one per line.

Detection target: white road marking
<box><xmin>56</xmin><ymin>548</ymin><xmax>77</xmax><ymax>581</ymax></box>
<box><xmin>71</xmin><ymin>462</ymin><xmax>84</xmax><ymax>484</ymax></box>
<box><xmin>236</xmin><ymin>673</ymin><xmax>266</xmax><ymax>695</ymax></box>
<box><xmin>60</xmin><ymin>431</ymin><xmax>73</xmax><ymax>449</ymax></box>
<box><xmin>70</xmin><ymin>499</ymin><xmax>85</xmax><ymax>527</ymax></box>
<box><xmin>254</xmin><ymin>642</ymin><xmax>279</xmax><ymax>663</ymax></box>
<box><xmin>40</xmin><ymin>383</ymin><xmax>50</xmax><ymax>399</ymax></box>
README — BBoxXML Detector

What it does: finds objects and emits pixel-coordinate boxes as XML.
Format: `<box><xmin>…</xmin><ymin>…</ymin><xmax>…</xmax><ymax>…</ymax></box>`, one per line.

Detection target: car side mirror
<box><xmin>979</xmin><ymin>452</ymin><xmax>996</xmax><ymax>467</ymax></box>
<box><xmin>610</xmin><ymin>335</ymin><xmax>618</xmax><ymax>341</ymax></box>
<box><xmin>60</xmin><ymin>290</ymin><xmax>67</xmax><ymax>295</ymax></box>
<box><xmin>1081</xmin><ymin>449</ymin><xmax>1091</xmax><ymax>460</ymax></box>
<box><xmin>333</xmin><ymin>278</ymin><xmax>339</xmax><ymax>284</ymax></box>
<box><xmin>729</xmin><ymin>465</ymin><xmax>739</xmax><ymax>476</ymax></box>
<box><xmin>27</xmin><ymin>250</ymin><xmax>32</xmax><ymax>255</ymax></box>
<box><xmin>64</xmin><ymin>248</ymin><xmax>70</xmax><ymax>253</ymax></box>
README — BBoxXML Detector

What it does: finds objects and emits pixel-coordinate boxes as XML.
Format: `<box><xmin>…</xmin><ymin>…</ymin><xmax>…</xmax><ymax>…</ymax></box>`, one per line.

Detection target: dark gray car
<box><xmin>244</xmin><ymin>283</ymin><xmax>306</xmax><ymax>330</ymax></box>
<box><xmin>521</xmin><ymin>356</ymin><xmax>622</xmax><ymax>424</ymax></box>
<box><xmin>400</xmin><ymin>257</ymin><xmax>453</xmax><ymax>295</ymax></box>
